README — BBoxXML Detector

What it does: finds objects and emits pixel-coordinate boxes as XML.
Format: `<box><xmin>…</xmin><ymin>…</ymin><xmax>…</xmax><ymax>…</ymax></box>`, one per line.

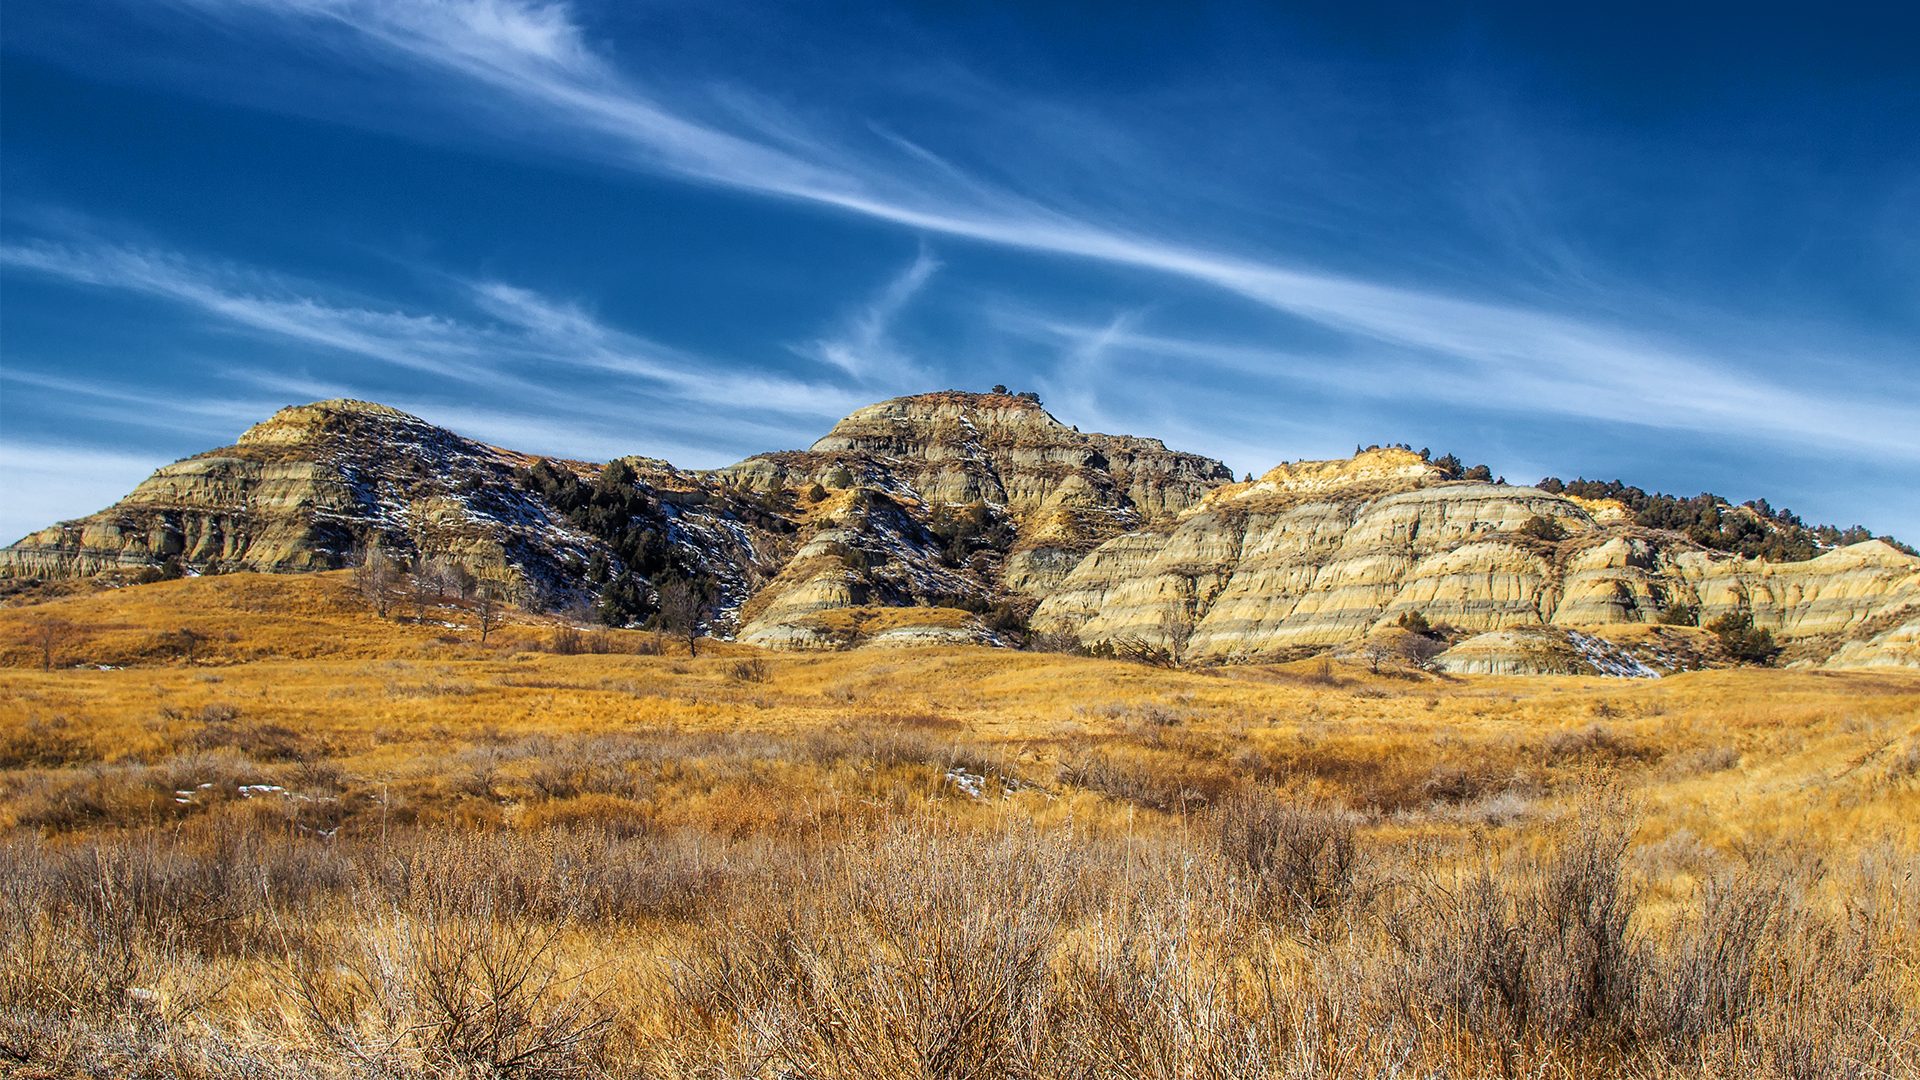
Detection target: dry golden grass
<box><xmin>1</xmin><ymin>572</ymin><xmax>1917</xmax><ymax>1077</ymax></box>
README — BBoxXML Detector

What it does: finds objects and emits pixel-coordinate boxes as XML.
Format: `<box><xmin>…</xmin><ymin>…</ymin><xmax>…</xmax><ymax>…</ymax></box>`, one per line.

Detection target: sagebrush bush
<box><xmin>0</xmin><ymin>804</ymin><xmax>1912</xmax><ymax>1078</ymax></box>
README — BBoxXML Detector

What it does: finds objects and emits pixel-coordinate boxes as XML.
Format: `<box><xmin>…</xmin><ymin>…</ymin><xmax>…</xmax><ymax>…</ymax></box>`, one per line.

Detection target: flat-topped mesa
<box><xmin>1205</xmin><ymin>447</ymin><xmax>1451</xmax><ymax>506</ymax></box>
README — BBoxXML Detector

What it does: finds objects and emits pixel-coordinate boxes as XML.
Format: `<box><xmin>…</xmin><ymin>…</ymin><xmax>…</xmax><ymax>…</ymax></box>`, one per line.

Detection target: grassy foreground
<box><xmin>1</xmin><ymin>572</ymin><xmax>1917</xmax><ymax>1078</ymax></box>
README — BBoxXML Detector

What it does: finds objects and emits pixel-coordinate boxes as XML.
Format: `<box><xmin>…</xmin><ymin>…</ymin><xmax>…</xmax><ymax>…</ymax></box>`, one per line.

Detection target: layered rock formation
<box><xmin>1430</xmin><ymin>627</ymin><xmax>1664</xmax><ymax>678</ymax></box>
<box><xmin>1029</xmin><ymin>451</ymin><xmax>1920</xmax><ymax>669</ymax></box>
<box><xmin>0</xmin><ymin>400</ymin><xmax>786</xmax><ymax>610</ymax></box>
<box><xmin>1</xmin><ymin>401</ymin><xmax>583</xmax><ymax>582</ymax></box>
<box><xmin>716</xmin><ymin>392</ymin><xmax>1234</xmax><ymax>648</ymax></box>
<box><xmin>7</xmin><ymin>392</ymin><xmax>1916</xmax><ymax>670</ymax></box>
<box><xmin>720</xmin><ymin>391</ymin><xmax>1230</xmax><ymax>521</ymax></box>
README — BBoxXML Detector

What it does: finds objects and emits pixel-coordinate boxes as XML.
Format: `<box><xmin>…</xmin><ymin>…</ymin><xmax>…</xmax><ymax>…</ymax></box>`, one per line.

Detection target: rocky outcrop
<box><xmin>0</xmin><ymin>400</ymin><xmax>788</xmax><ymax>612</ymax></box>
<box><xmin>717</xmin><ymin>392</ymin><xmax>1233</xmax><ymax>605</ymax></box>
<box><xmin>1826</xmin><ymin>613</ymin><xmax>1920</xmax><ymax>668</ymax></box>
<box><xmin>732</xmin><ymin>487</ymin><xmax>988</xmax><ymax>649</ymax></box>
<box><xmin>8</xmin><ymin>393</ymin><xmax>1916</xmax><ymax>670</ymax></box>
<box><xmin>790</xmin><ymin>392</ymin><xmax>1231</xmax><ymax>520</ymax></box>
<box><xmin>0</xmin><ymin>401</ymin><xmax>589</xmax><ymax>585</ymax></box>
<box><xmin>1033</xmin><ymin>453</ymin><xmax>1588</xmax><ymax>656</ymax></box>
<box><xmin>1433</xmin><ymin>627</ymin><xmax>1665</xmax><ymax>677</ymax></box>
<box><xmin>716</xmin><ymin>392</ymin><xmax>1235</xmax><ymax>646</ymax></box>
<box><xmin>1030</xmin><ymin>452</ymin><xmax>1920</xmax><ymax>669</ymax></box>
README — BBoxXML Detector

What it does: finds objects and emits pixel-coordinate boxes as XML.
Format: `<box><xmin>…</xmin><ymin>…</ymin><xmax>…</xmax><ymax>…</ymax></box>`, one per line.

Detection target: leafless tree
<box><xmin>1156</xmin><ymin>607</ymin><xmax>1195</xmax><ymax>668</ymax></box>
<box><xmin>1362</xmin><ymin>637</ymin><xmax>1395</xmax><ymax>676</ymax></box>
<box><xmin>408</xmin><ymin>558</ymin><xmax>437</xmax><ymax>624</ymax></box>
<box><xmin>27</xmin><ymin>618</ymin><xmax>80</xmax><ymax>671</ymax></box>
<box><xmin>351</xmin><ymin>541</ymin><xmax>398</xmax><ymax>618</ymax></box>
<box><xmin>1399</xmin><ymin>631</ymin><xmax>1448</xmax><ymax>671</ymax></box>
<box><xmin>167</xmin><ymin>626</ymin><xmax>207</xmax><ymax>665</ymax></box>
<box><xmin>1024</xmin><ymin>628</ymin><xmax>1083</xmax><ymax>654</ymax></box>
<box><xmin>449</xmin><ymin>562</ymin><xmax>479</xmax><ymax>600</ymax></box>
<box><xmin>474</xmin><ymin>580</ymin><xmax>505</xmax><ymax>644</ymax></box>
<box><xmin>653</xmin><ymin>578</ymin><xmax>713</xmax><ymax>657</ymax></box>
<box><xmin>424</xmin><ymin>558</ymin><xmax>465</xmax><ymax>600</ymax></box>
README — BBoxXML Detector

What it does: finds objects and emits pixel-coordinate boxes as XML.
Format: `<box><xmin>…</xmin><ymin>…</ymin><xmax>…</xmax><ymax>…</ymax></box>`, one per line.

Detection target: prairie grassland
<box><xmin>1</xmin><ymin>573</ymin><xmax>1917</xmax><ymax>1078</ymax></box>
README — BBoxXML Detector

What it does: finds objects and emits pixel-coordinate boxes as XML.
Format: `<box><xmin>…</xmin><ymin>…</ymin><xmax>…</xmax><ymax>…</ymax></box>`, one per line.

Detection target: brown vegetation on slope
<box><xmin>0</xmin><ymin>573</ymin><xmax>1916</xmax><ymax>1077</ymax></box>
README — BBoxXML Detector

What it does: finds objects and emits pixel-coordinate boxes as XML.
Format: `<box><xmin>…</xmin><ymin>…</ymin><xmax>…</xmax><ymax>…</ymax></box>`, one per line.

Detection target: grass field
<box><xmin>2</xmin><ymin>572</ymin><xmax>1916</xmax><ymax>1078</ymax></box>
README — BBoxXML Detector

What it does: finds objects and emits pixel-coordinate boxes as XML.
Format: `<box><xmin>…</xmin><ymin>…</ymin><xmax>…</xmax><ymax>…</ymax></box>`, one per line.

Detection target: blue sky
<box><xmin>3</xmin><ymin>0</ymin><xmax>1917</xmax><ymax>544</ymax></box>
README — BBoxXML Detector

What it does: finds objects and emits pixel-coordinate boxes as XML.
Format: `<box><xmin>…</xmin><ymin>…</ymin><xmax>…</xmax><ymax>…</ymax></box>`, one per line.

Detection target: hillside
<box><xmin>0</xmin><ymin>572</ymin><xmax>1915</xmax><ymax>1077</ymax></box>
<box><xmin>4</xmin><ymin>393</ymin><xmax>1918</xmax><ymax>670</ymax></box>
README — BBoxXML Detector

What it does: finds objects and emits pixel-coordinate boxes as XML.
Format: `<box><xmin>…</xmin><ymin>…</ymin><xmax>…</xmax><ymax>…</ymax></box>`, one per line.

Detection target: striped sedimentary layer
<box><xmin>1032</xmin><ymin>452</ymin><xmax>1920</xmax><ymax>668</ymax></box>
<box><xmin>0</xmin><ymin>400</ymin><xmax>777</xmax><ymax>608</ymax></box>
<box><xmin>8</xmin><ymin>394</ymin><xmax>1916</xmax><ymax>669</ymax></box>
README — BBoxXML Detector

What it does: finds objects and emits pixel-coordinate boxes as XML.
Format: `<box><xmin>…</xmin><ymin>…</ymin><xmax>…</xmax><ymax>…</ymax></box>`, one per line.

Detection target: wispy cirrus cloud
<box><xmin>153</xmin><ymin>0</ymin><xmax>1920</xmax><ymax>461</ymax></box>
<box><xmin>0</xmin><ymin>236</ymin><xmax>864</xmax><ymax>445</ymax></box>
<box><xmin>1000</xmin><ymin>311</ymin><xmax>1920</xmax><ymax>460</ymax></box>
<box><xmin>807</xmin><ymin>245</ymin><xmax>940</xmax><ymax>381</ymax></box>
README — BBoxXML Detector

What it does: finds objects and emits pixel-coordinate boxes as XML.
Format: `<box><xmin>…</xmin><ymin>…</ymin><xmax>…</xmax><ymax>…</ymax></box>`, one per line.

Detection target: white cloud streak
<box><xmin>1006</xmin><ymin>315</ymin><xmax>1920</xmax><ymax>459</ymax></box>
<box><xmin>0</xmin><ymin>237</ymin><xmax>863</xmax><ymax>433</ymax></box>
<box><xmin>808</xmin><ymin>245</ymin><xmax>940</xmax><ymax>380</ymax></box>
<box><xmin>160</xmin><ymin>0</ymin><xmax>1920</xmax><ymax>460</ymax></box>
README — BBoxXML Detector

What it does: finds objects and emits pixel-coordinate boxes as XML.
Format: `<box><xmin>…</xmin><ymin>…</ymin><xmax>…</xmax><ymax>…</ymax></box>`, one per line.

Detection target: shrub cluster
<box><xmin>2</xmin><ymin>800</ymin><xmax>1909</xmax><ymax>1078</ymax></box>
<box><xmin>1537</xmin><ymin>477</ymin><xmax>1913</xmax><ymax>561</ymax></box>
<box><xmin>1705</xmin><ymin>612</ymin><xmax>1779</xmax><ymax>665</ymax></box>
<box><xmin>928</xmin><ymin>499</ymin><xmax>1013</xmax><ymax>567</ymax></box>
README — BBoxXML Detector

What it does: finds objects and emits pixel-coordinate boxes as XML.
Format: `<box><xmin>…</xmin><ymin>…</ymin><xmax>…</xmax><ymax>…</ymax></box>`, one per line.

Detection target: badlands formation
<box><xmin>5</xmin><ymin>393</ymin><xmax>1916</xmax><ymax>671</ymax></box>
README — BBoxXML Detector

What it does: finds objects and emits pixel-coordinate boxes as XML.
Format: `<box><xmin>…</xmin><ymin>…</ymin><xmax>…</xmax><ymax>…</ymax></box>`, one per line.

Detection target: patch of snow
<box><xmin>946</xmin><ymin>769</ymin><xmax>987</xmax><ymax>800</ymax></box>
<box><xmin>1565</xmin><ymin>631</ymin><xmax>1661</xmax><ymax>679</ymax></box>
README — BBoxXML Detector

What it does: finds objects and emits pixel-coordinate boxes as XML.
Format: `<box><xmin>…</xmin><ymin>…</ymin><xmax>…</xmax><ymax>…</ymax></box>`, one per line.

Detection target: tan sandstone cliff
<box><xmin>1029</xmin><ymin>450</ymin><xmax>1920</xmax><ymax>669</ymax></box>
<box><xmin>7</xmin><ymin>395</ymin><xmax>1915</xmax><ymax>670</ymax></box>
<box><xmin>718</xmin><ymin>392</ymin><xmax>1234</xmax><ymax>648</ymax></box>
<box><xmin>0</xmin><ymin>400</ymin><xmax>784</xmax><ymax>610</ymax></box>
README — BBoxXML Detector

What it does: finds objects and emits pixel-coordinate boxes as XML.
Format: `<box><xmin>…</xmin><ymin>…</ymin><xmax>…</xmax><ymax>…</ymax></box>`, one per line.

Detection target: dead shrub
<box><xmin>725</xmin><ymin>657</ymin><xmax>770</xmax><ymax>683</ymax></box>
<box><xmin>1642</xmin><ymin>861</ymin><xmax>1791</xmax><ymax>1045</ymax></box>
<box><xmin>283</xmin><ymin>911</ymin><xmax>612</xmax><ymax>1077</ymax></box>
<box><xmin>1023</xmin><ymin>629</ymin><xmax>1081</xmax><ymax>654</ymax></box>
<box><xmin>193</xmin><ymin>721</ymin><xmax>310</xmax><ymax>762</ymax></box>
<box><xmin>1393</xmin><ymin>807</ymin><xmax>1639</xmax><ymax>1045</ymax></box>
<box><xmin>546</xmin><ymin>625</ymin><xmax>586</xmax><ymax>655</ymax></box>
<box><xmin>1057</xmin><ymin>749</ymin><xmax>1230</xmax><ymax>811</ymax></box>
<box><xmin>1214</xmin><ymin>788</ymin><xmax>1370</xmax><ymax>925</ymax></box>
<box><xmin>11</xmin><ymin>750</ymin><xmax>272</xmax><ymax>832</ymax></box>
<box><xmin>1299</xmin><ymin>658</ymin><xmax>1341</xmax><ymax>685</ymax></box>
<box><xmin>870</xmin><ymin>711</ymin><xmax>962</xmax><ymax>732</ymax></box>
<box><xmin>1421</xmin><ymin>763</ymin><xmax>1498</xmax><ymax>804</ymax></box>
<box><xmin>519</xmin><ymin>795</ymin><xmax>655</xmax><ymax>839</ymax></box>
<box><xmin>1545</xmin><ymin>723</ymin><xmax>1660</xmax><ymax>767</ymax></box>
<box><xmin>1660</xmin><ymin>744</ymin><xmax>1742</xmax><ymax>778</ymax></box>
<box><xmin>671</xmin><ymin>823</ymin><xmax>1065</xmax><ymax>1077</ymax></box>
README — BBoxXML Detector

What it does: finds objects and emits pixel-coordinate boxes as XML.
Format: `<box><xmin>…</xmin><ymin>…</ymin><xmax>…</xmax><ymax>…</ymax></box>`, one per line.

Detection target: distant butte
<box><xmin>5</xmin><ymin>393</ymin><xmax>1917</xmax><ymax>671</ymax></box>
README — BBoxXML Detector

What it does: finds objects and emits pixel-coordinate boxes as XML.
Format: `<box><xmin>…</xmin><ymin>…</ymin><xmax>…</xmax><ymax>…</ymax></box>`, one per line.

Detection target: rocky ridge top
<box><xmin>5</xmin><ymin>392</ymin><xmax>1916</xmax><ymax>670</ymax></box>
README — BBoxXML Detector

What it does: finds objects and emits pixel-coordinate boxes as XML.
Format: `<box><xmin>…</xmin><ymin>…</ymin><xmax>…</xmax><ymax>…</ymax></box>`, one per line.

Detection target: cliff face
<box><xmin>0</xmin><ymin>400</ymin><xmax>787</xmax><ymax>611</ymax></box>
<box><xmin>1030</xmin><ymin>451</ymin><xmax>1920</xmax><ymax>668</ymax></box>
<box><xmin>790</xmin><ymin>392</ymin><xmax>1231</xmax><ymax>520</ymax></box>
<box><xmin>7</xmin><ymin>394</ymin><xmax>1916</xmax><ymax>670</ymax></box>
<box><xmin>721</xmin><ymin>392</ymin><xmax>1234</xmax><ymax>647</ymax></box>
<box><xmin>1</xmin><ymin>401</ymin><xmax>585</xmax><ymax>583</ymax></box>
<box><xmin>711</xmin><ymin>392</ymin><xmax>1235</xmax><ymax>646</ymax></box>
